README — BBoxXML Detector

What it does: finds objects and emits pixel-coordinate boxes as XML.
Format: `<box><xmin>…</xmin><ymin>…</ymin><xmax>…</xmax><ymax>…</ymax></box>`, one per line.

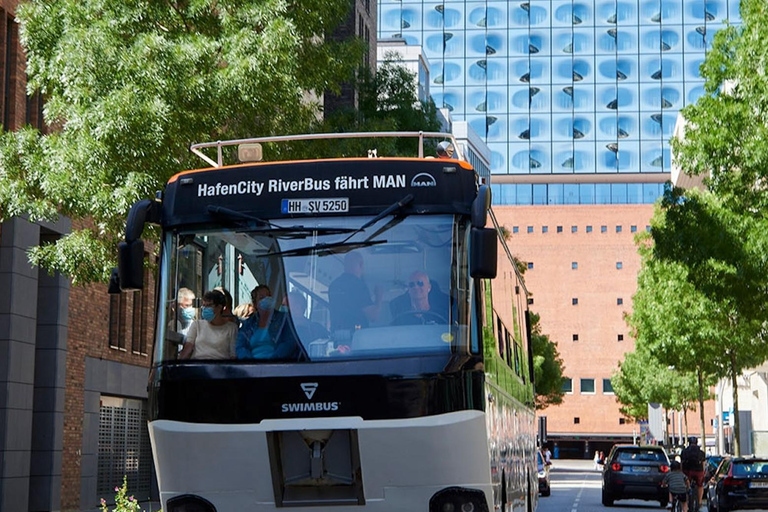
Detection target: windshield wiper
<box><xmin>339</xmin><ymin>194</ymin><xmax>414</xmax><ymax>243</ymax></box>
<box><xmin>257</xmin><ymin>240</ymin><xmax>387</xmax><ymax>258</ymax></box>
<box><xmin>208</xmin><ymin>205</ymin><xmax>356</xmax><ymax>237</ymax></box>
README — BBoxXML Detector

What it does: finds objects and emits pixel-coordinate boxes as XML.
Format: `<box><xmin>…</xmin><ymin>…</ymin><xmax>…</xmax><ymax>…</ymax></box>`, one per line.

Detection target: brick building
<box><xmin>0</xmin><ymin>1</ymin><xmax>157</xmax><ymax>510</ymax></box>
<box><xmin>494</xmin><ymin>204</ymin><xmax>716</xmax><ymax>457</ymax></box>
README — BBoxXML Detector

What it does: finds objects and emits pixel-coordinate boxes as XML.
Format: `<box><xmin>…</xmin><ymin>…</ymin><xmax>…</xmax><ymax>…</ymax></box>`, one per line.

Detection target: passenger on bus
<box><xmin>179</xmin><ymin>290</ymin><xmax>238</xmax><ymax>360</ymax></box>
<box><xmin>214</xmin><ymin>286</ymin><xmax>237</xmax><ymax>324</ymax></box>
<box><xmin>328</xmin><ymin>251</ymin><xmax>382</xmax><ymax>333</ymax></box>
<box><xmin>236</xmin><ymin>285</ymin><xmax>299</xmax><ymax>360</ymax></box>
<box><xmin>233</xmin><ymin>302</ymin><xmax>254</xmax><ymax>322</ymax></box>
<box><xmin>287</xmin><ymin>291</ymin><xmax>329</xmax><ymax>343</ymax></box>
<box><xmin>173</xmin><ymin>287</ymin><xmax>196</xmax><ymax>336</ymax></box>
<box><xmin>389</xmin><ymin>270</ymin><xmax>449</xmax><ymax>325</ymax></box>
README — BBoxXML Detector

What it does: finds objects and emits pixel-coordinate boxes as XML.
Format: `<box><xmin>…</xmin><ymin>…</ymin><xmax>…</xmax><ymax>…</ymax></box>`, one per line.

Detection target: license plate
<box><xmin>750</xmin><ymin>481</ymin><xmax>768</xmax><ymax>488</ymax></box>
<box><xmin>281</xmin><ymin>198</ymin><xmax>349</xmax><ymax>214</ymax></box>
<box><xmin>631</xmin><ymin>466</ymin><xmax>651</xmax><ymax>473</ymax></box>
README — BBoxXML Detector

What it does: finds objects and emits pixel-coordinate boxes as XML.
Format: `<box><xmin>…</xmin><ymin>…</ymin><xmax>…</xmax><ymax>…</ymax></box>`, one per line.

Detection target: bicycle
<box><xmin>670</xmin><ymin>491</ymin><xmax>686</xmax><ymax>512</ymax></box>
<box><xmin>687</xmin><ymin>479</ymin><xmax>700</xmax><ymax>512</ymax></box>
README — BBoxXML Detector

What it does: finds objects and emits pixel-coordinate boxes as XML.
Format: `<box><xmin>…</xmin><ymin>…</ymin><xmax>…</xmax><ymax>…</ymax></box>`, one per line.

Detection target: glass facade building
<box><xmin>378</xmin><ymin>0</ymin><xmax>742</xmax><ymax>204</ymax></box>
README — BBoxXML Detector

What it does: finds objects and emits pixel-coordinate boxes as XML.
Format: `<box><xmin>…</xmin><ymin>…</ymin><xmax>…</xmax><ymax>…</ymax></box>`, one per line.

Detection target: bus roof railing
<box><xmin>190</xmin><ymin>131</ymin><xmax>465</xmax><ymax>168</ymax></box>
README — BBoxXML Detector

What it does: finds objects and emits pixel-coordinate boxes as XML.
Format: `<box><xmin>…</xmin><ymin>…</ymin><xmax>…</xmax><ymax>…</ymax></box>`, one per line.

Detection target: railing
<box><xmin>190</xmin><ymin>131</ymin><xmax>464</xmax><ymax>168</ymax></box>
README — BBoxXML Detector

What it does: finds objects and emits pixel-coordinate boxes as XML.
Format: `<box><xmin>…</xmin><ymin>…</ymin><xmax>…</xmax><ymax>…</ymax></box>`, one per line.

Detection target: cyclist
<box><xmin>662</xmin><ymin>461</ymin><xmax>689</xmax><ymax>512</ymax></box>
<box><xmin>680</xmin><ymin>438</ymin><xmax>706</xmax><ymax>512</ymax></box>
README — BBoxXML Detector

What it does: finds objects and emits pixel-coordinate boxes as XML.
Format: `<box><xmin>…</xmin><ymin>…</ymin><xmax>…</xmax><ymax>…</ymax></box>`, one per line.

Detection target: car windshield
<box><xmin>617</xmin><ymin>449</ymin><xmax>665</xmax><ymax>462</ymax></box>
<box><xmin>156</xmin><ymin>214</ymin><xmax>472</xmax><ymax>363</ymax></box>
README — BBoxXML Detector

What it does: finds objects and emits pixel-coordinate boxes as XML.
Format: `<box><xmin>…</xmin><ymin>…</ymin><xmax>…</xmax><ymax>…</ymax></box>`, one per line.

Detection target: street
<box><xmin>538</xmin><ymin>460</ymin><xmax>718</xmax><ymax>512</ymax></box>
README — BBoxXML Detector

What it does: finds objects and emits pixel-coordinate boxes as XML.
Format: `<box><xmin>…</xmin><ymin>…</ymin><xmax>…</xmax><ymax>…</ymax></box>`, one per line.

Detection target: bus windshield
<box><xmin>157</xmin><ymin>214</ymin><xmax>471</xmax><ymax>364</ymax></box>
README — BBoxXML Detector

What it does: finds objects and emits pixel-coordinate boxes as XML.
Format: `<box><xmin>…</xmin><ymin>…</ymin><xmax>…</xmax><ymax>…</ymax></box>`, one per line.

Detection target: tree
<box><xmin>638</xmin><ymin>188</ymin><xmax>768</xmax><ymax>455</ymax></box>
<box><xmin>612</xmin><ymin>347</ymin><xmax>699</xmax><ymax>445</ymax></box>
<box><xmin>0</xmin><ymin>0</ymin><xmax>364</xmax><ymax>283</ymax></box>
<box><xmin>302</xmin><ymin>54</ymin><xmax>442</xmax><ymax>159</ymax></box>
<box><xmin>671</xmin><ymin>0</ymin><xmax>768</xmax><ymax>217</ymax></box>
<box><xmin>529</xmin><ymin>312</ymin><xmax>566</xmax><ymax>409</ymax></box>
<box><xmin>627</xmin><ymin>220</ymin><xmax>721</xmax><ymax>445</ymax></box>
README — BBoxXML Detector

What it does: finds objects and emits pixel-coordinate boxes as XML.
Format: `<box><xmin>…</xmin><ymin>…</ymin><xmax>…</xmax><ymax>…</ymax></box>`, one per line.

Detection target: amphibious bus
<box><xmin>114</xmin><ymin>132</ymin><xmax>537</xmax><ymax>512</ymax></box>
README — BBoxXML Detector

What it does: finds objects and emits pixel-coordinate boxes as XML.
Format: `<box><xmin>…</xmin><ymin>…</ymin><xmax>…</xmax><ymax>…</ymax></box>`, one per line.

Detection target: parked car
<box><xmin>706</xmin><ymin>456</ymin><xmax>768</xmax><ymax>512</ymax></box>
<box><xmin>601</xmin><ymin>444</ymin><xmax>671</xmax><ymax>507</ymax></box>
<box><xmin>537</xmin><ymin>450</ymin><xmax>551</xmax><ymax>496</ymax></box>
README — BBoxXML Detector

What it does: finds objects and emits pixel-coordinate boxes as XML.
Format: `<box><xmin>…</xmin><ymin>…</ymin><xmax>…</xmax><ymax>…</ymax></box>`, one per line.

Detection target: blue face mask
<box><xmin>258</xmin><ymin>297</ymin><xmax>275</xmax><ymax>311</ymax></box>
<box><xmin>180</xmin><ymin>307</ymin><xmax>195</xmax><ymax>321</ymax></box>
<box><xmin>201</xmin><ymin>307</ymin><xmax>216</xmax><ymax>321</ymax></box>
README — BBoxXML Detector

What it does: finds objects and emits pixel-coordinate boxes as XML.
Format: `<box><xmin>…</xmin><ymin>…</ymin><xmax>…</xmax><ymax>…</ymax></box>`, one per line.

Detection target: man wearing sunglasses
<box><xmin>390</xmin><ymin>270</ymin><xmax>449</xmax><ymax>325</ymax></box>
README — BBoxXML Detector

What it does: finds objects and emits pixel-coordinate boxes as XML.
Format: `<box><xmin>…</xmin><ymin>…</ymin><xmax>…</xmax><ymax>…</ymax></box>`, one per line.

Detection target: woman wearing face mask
<box><xmin>236</xmin><ymin>285</ymin><xmax>298</xmax><ymax>360</ymax></box>
<box><xmin>179</xmin><ymin>290</ymin><xmax>238</xmax><ymax>360</ymax></box>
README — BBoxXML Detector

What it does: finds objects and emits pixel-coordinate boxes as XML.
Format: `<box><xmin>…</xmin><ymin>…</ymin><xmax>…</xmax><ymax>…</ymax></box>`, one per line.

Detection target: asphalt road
<box><xmin>537</xmin><ymin>460</ymin><xmax>717</xmax><ymax>512</ymax></box>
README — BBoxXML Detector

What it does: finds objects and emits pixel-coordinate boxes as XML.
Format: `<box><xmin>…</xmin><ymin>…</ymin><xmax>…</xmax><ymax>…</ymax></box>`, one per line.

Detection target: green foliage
<box><xmin>529</xmin><ymin>312</ymin><xmax>566</xmax><ymax>409</ymax></box>
<box><xmin>285</xmin><ymin>55</ymin><xmax>443</xmax><ymax>160</ymax></box>
<box><xmin>100</xmin><ymin>476</ymin><xmax>145</xmax><ymax>512</ymax></box>
<box><xmin>2</xmin><ymin>0</ymin><xmax>363</xmax><ymax>282</ymax></box>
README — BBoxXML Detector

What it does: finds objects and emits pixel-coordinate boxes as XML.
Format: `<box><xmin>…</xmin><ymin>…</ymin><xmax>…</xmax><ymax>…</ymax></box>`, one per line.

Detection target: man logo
<box><xmin>411</xmin><ymin>173</ymin><xmax>437</xmax><ymax>188</ymax></box>
<box><xmin>300</xmin><ymin>382</ymin><xmax>318</xmax><ymax>400</ymax></box>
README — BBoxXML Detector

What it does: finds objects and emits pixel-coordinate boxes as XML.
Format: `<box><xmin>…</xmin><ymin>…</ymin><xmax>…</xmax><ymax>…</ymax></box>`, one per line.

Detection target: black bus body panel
<box><xmin>149</xmin><ymin>356</ymin><xmax>486</xmax><ymax>424</ymax></box>
<box><xmin>161</xmin><ymin>159</ymin><xmax>477</xmax><ymax>228</ymax></box>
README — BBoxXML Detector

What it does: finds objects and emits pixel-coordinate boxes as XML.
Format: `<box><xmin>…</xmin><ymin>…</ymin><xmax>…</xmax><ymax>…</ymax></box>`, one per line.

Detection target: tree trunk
<box><xmin>730</xmin><ymin>354</ymin><xmax>741</xmax><ymax>456</ymax></box>
<box><xmin>698</xmin><ymin>368</ymin><xmax>706</xmax><ymax>447</ymax></box>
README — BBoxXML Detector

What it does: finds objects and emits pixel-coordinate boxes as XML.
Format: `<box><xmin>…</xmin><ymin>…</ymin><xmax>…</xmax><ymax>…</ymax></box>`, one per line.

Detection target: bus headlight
<box><xmin>429</xmin><ymin>487</ymin><xmax>488</xmax><ymax>512</ymax></box>
<box><xmin>166</xmin><ymin>494</ymin><xmax>217</xmax><ymax>512</ymax></box>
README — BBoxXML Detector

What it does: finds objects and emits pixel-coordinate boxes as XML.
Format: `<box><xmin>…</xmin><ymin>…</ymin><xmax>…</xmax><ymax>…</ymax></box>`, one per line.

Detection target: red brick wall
<box><xmin>495</xmin><ymin>205</ymin><xmax>716</xmax><ymax>440</ymax></box>
<box><xmin>61</xmin><ymin>222</ymin><xmax>156</xmax><ymax>510</ymax></box>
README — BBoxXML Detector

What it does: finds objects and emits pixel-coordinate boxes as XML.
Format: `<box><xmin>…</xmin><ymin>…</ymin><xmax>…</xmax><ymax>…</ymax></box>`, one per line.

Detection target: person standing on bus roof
<box><xmin>328</xmin><ymin>251</ymin><xmax>382</xmax><ymax>333</ymax></box>
<box><xmin>179</xmin><ymin>290</ymin><xmax>237</xmax><ymax>360</ymax></box>
<box><xmin>236</xmin><ymin>285</ymin><xmax>298</xmax><ymax>360</ymax></box>
<box><xmin>389</xmin><ymin>270</ymin><xmax>449</xmax><ymax>324</ymax></box>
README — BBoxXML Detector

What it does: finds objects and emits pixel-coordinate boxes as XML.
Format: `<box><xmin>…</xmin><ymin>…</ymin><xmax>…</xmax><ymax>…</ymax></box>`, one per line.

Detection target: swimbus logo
<box><xmin>411</xmin><ymin>173</ymin><xmax>437</xmax><ymax>188</ymax></box>
<box><xmin>281</xmin><ymin>382</ymin><xmax>341</xmax><ymax>413</ymax></box>
<box><xmin>301</xmin><ymin>382</ymin><xmax>318</xmax><ymax>399</ymax></box>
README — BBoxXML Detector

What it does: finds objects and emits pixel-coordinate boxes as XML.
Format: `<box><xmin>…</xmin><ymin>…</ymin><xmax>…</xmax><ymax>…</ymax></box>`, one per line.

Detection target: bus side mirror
<box><xmin>471</xmin><ymin>185</ymin><xmax>491</xmax><ymax>228</ymax></box>
<box><xmin>108</xmin><ymin>267</ymin><xmax>121</xmax><ymax>294</ymax></box>
<box><xmin>118</xmin><ymin>239</ymin><xmax>145</xmax><ymax>290</ymax></box>
<box><xmin>470</xmin><ymin>227</ymin><xmax>497</xmax><ymax>278</ymax></box>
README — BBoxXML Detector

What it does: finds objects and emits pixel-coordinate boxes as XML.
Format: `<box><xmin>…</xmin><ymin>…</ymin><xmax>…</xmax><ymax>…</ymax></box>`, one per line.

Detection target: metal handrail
<box><xmin>190</xmin><ymin>131</ymin><xmax>464</xmax><ymax>168</ymax></box>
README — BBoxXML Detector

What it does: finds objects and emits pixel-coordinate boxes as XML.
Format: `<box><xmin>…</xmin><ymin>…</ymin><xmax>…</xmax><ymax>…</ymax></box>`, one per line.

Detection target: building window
<box><xmin>528</xmin><ymin>297</ymin><xmax>534</xmax><ymax>305</ymax></box>
<box><xmin>542</xmin><ymin>225</ymin><xmax>548</xmax><ymax>233</ymax></box>
<box><xmin>557</xmin><ymin>225</ymin><xmax>563</xmax><ymax>233</ymax></box>
<box><xmin>580</xmin><ymin>378</ymin><xmax>595</xmax><ymax>394</ymax></box>
<box><xmin>574</xmin><ymin>417</ymin><xmax>581</xmax><ymax>424</ymax></box>
<box><xmin>572</xmin><ymin>261</ymin><xmax>578</xmax><ymax>269</ymax></box>
<box><xmin>619</xmin><ymin>417</ymin><xmax>626</xmax><ymax>424</ymax></box>
<box><xmin>3</xmin><ymin>13</ymin><xmax>19</xmax><ymax>132</ymax></box>
<box><xmin>109</xmin><ymin>294</ymin><xmax>127</xmax><ymax>351</ymax></box>
<box><xmin>572</xmin><ymin>334</ymin><xmax>579</xmax><ymax>341</ymax></box>
<box><xmin>571</xmin><ymin>225</ymin><xmax>578</xmax><ymax>233</ymax></box>
<box><xmin>513</xmin><ymin>226</ymin><xmax>519</xmax><ymax>234</ymax></box>
<box><xmin>617</xmin><ymin>298</ymin><xmax>623</xmax><ymax>305</ymax></box>
<box><xmin>572</xmin><ymin>298</ymin><xmax>578</xmax><ymax>305</ymax></box>
<box><xmin>603</xmin><ymin>379</ymin><xmax>615</xmax><ymax>394</ymax></box>
<box><xmin>527</xmin><ymin>225</ymin><xmax>534</xmax><ymax>233</ymax></box>
<box><xmin>616</xmin><ymin>261</ymin><xmax>623</xmax><ymax>269</ymax></box>
<box><xmin>562</xmin><ymin>378</ymin><xmax>573</xmax><ymax>393</ymax></box>
<box><xmin>646</xmin><ymin>225</ymin><xmax>652</xmax><ymax>232</ymax></box>
<box><xmin>586</xmin><ymin>225</ymin><xmax>593</xmax><ymax>233</ymax></box>
<box><xmin>601</xmin><ymin>225</ymin><xmax>607</xmax><ymax>233</ymax></box>
<box><xmin>618</xmin><ymin>334</ymin><xmax>624</xmax><ymax>341</ymax></box>
<box><xmin>616</xmin><ymin>225</ymin><xmax>622</xmax><ymax>233</ymax></box>
<box><xmin>631</xmin><ymin>225</ymin><xmax>638</xmax><ymax>233</ymax></box>
<box><xmin>98</xmin><ymin>396</ymin><xmax>152</xmax><ymax>498</ymax></box>
<box><xmin>527</xmin><ymin>262</ymin><xmax>534</xmax><ymax>270</ymax></box>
